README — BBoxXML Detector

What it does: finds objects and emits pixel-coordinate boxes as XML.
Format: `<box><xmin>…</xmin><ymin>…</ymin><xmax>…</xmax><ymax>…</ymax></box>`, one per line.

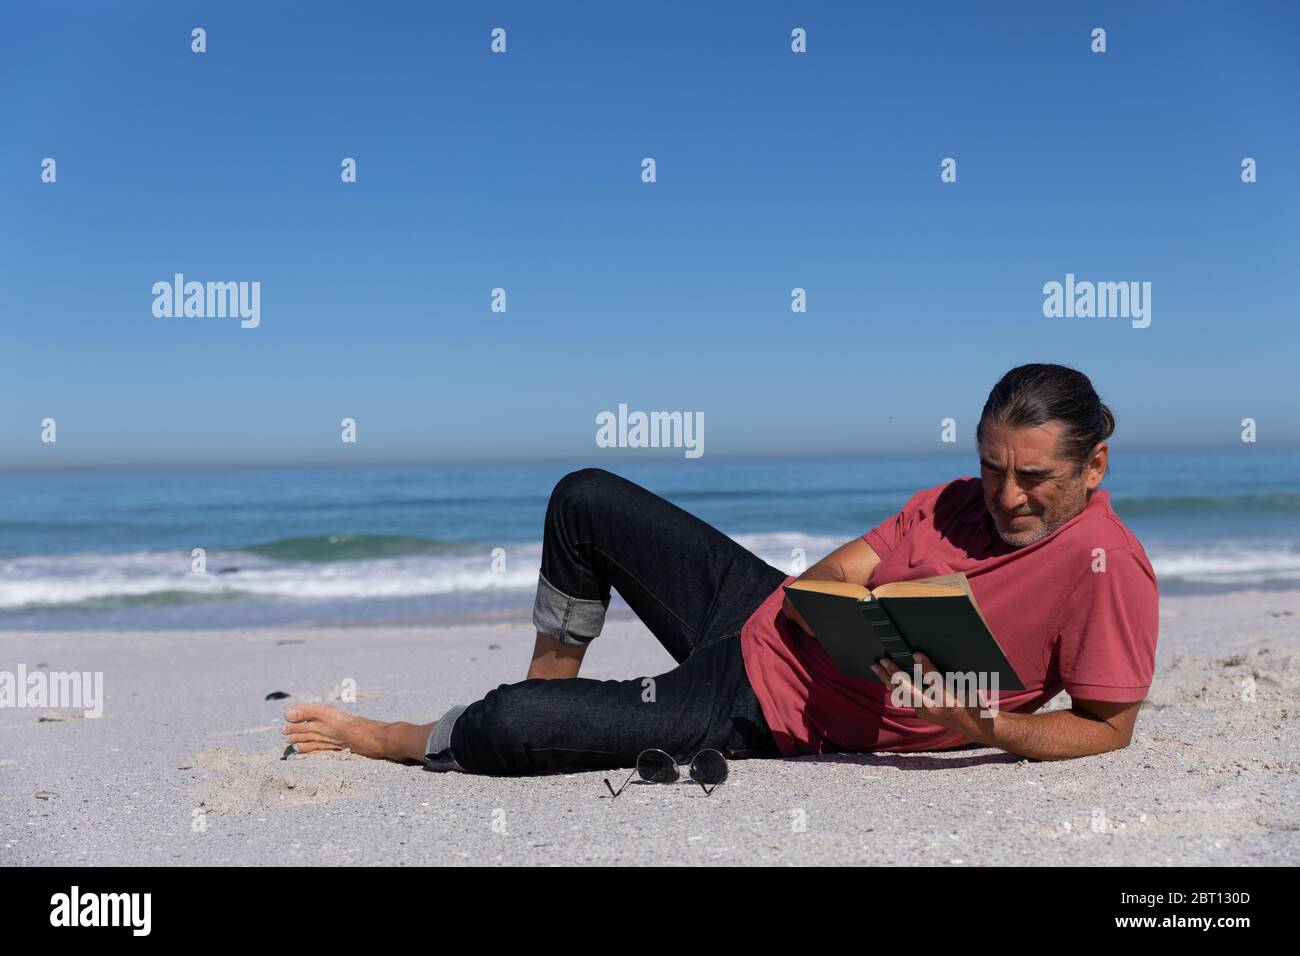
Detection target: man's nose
<box><xmin>997</xmin><ymin>480</ymin><xmax>1027</xmax><ymax>513</ymax></box>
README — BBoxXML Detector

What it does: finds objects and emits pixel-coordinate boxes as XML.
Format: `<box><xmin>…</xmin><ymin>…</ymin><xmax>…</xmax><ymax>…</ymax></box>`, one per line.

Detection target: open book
<box><xmin>782</xmin><ymin>572</ymin><xmax>1025</xmax><ymax>690</ymax></box>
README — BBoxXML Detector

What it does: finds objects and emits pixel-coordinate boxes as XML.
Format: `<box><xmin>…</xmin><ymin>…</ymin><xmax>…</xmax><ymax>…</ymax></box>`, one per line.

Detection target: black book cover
<box><xmin>782</xmin><ymin>578</ymin><xmax>1024</xmax><ymax>691</ymax></box>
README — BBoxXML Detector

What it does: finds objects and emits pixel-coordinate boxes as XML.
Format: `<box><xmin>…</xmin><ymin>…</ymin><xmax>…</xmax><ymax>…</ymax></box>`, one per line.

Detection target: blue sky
<box><xmin>3</xmin><ymin>1</ymin><xmax>1298</xmax><ymax>469</ymax></box>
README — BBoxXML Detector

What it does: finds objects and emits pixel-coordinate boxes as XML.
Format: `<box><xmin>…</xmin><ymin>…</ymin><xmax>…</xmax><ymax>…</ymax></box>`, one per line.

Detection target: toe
<box><xmin>293</xmin><ymin>741</ymin><xmax>340</xmax><ymax>754</ymax></box>
<box><xmin>286</xmin><ymin>732</ymin><xmax>331</xmax><ymax>744</ymax></box>
<box><xmin>290</xmin><ymin>704</ymin><xmax>338</xmax><ymax>722</ymax></box>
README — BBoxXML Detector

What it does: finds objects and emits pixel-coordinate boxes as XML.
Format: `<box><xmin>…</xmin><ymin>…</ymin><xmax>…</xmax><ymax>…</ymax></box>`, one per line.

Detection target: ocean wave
<box><xmin>1</xmin><ymin>533</ymin><xmax>1297</xmax><ymax>613</ymax></box>
<box><xmin>0</xmin><ymin>533</ymin><xmax>846</xmax><ymax>612</ymax></box>
<box><xmin>242</xmin><ymin>533</ymin><xmax>463</xmax><ymax>562</ymax></box>
<box><xmin>1111</xmin><ymin>491</ymin><xmax>1300</xmax><ymax>515</ymax></box>
<box><xmin>0</xmin><ymin>545</ymin><xmax>542</xmax><ymax>609</ymax></box>
<box><xmin>1143</xmin><ymin>544</ymin><xmax>1300</xmax><ymax>584</ymax></box>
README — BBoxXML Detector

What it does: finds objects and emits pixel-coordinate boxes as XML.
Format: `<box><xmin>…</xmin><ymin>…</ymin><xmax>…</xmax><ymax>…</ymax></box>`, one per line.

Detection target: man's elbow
<box><xmin>1066</xmin><ymin>698</ymin><xmax>1142</xmax><ymax>758</ymax></box>
<box><xmin>1036</xmin><ymin>727</ymin><xmax>1133</xmax><ymax>762</ymax></box>
<box><xmin>1092</xmin><ymin>728</ymin><xmax>1134</xmax><ymax>756</ymax></box>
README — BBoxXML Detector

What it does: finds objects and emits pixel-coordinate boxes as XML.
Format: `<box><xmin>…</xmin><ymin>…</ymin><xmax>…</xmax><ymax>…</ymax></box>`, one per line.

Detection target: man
<box><xmin>281</xmin><ymin>363</ymin><xmax>1159</xmax><ymax>774</ymax></box>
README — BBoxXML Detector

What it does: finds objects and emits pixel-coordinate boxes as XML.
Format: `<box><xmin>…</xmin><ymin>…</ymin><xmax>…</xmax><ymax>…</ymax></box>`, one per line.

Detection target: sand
<box><xmin>1</xmin><ymin>590</ymin><xmax>1297</xmax><ymax>866</ymax></box>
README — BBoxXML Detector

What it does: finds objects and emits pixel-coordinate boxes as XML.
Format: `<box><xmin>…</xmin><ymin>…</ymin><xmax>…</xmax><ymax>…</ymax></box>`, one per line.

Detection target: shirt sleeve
<box><xmin>862</xmin><ymin>486</ymin><xmax>938</xmax><ymax>560</ymax></box>
<box><xmin>1055</xmin><ymin>546</ymin><xmax>1159</xmax><ymax>702</ymax></box>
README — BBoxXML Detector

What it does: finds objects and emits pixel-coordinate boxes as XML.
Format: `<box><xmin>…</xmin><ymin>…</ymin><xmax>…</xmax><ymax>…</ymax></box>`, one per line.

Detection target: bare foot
<box><xmin>281</xmin><ymin>704</ymin><xmax>430</xmax><ymax>763</ymax></box>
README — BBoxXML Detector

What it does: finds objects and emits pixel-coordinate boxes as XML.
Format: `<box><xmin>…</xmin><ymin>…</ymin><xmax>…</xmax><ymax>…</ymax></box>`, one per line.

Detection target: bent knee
<box><xmin>547</xmin><ymin>467</ymin><xmax>621</xmax><ymax>518</ymax></box>
<box><xmin>461</xmin><ymin>683</ymin><xmax>547</xmax><ymax>754</ymax></box>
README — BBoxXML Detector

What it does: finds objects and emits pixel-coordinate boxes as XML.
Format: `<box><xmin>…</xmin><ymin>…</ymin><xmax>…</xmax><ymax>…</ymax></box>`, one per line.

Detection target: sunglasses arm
<box><xmin>604</xmin><ymin>769</ymin><xmax>636</xmax><ymax>798</ymax></box>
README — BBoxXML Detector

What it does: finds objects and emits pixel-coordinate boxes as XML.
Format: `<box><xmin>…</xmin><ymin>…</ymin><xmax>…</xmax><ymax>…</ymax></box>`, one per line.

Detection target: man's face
<box><xmin>978</xmin><ymin>420</ymin><xmax>1105</xmax><ymax>547</ymax></box>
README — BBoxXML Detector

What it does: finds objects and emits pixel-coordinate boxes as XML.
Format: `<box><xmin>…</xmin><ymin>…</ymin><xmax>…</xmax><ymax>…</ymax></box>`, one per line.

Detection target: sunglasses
<box><xmin>603</xmin><ymin>748</ymin><xmax>729</xmax><ymax>797</ymax></box>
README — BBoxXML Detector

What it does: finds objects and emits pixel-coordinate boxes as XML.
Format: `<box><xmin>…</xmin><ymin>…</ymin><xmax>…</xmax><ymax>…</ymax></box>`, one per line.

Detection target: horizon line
<box><xmin>1</xmin><ymin>440</ymin><xmax>1295</xmax><ymax>477</ymax></box>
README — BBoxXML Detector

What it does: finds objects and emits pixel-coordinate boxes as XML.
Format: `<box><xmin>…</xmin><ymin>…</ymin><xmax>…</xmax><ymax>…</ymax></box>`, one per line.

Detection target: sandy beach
<box><xmin>2</xmin><ymin>589</ymin><xmax>1297</xmax><ymax>867</ymax></box>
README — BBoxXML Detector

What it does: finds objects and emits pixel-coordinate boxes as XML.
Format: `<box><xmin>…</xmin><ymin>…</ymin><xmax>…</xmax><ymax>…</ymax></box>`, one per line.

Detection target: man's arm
<box><xmin>782</xmin><ymin>538</ymin><xmax>883</xmax><ymax>635</ymax></box>
<box><xmin>874</xmin><ymin>652</ymin><xmax>1143</xmax><ymax>760</ymax></box>
<box><xmin>971</xmin><ymin>697</ymin><xmax>1141</xmax><ymax>761</ymax></box>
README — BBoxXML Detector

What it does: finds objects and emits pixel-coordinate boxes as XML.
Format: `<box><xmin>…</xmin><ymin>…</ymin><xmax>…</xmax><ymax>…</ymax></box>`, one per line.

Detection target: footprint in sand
<box><xmin>183</xmin><ymin>746</ymin><xmax>378</xmax><ymax>815</ymax></box>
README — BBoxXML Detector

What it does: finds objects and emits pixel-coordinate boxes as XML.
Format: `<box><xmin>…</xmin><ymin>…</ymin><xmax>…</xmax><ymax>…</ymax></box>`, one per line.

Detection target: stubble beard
<box><xmin>990</xmin><ymin>483</ymin><xmax>1087</xmax><ymax>548</ymax></box>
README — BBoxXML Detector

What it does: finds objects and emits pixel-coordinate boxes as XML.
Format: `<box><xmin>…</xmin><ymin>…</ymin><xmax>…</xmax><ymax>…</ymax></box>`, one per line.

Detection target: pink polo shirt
<box><xmin>739</xmin><ymin>477</ymin><xmax>1159</xmax><ymax>755</ymax></box>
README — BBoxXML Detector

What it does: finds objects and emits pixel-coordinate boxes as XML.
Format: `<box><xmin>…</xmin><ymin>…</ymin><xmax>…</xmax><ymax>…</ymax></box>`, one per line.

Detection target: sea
<box><xmin>2</xmin><ymin>448</ymin><xmax>1297</xmax><ymax>630</ymax></box>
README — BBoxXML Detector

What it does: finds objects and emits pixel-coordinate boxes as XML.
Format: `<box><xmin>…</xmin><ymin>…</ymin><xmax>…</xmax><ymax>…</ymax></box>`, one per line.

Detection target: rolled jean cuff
<box><xmin>532</xmin><ymin>571</ymin><xmax>609</xmax><ymax>645</ymax></box>
<box><xmin>422</xmin><ymin>703</ymin><xmax>468</xmax><ymax>773</ymax></box>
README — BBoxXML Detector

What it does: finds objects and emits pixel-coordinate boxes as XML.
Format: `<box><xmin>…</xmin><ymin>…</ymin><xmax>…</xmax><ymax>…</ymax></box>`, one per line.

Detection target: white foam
<box><xmin>2</xmin><ymin>534</ymin><xmax>1296</xmax><ymax>610</ymax></box>
<box><xmin>1145</xmin><ymin>544</ymin><xmax>1300</xmax><ymax>583</ymax></box>
<box><xmin>0</xmin><ymin>545</ymin><xmax>544</xmax><ymax>608</ymax></box>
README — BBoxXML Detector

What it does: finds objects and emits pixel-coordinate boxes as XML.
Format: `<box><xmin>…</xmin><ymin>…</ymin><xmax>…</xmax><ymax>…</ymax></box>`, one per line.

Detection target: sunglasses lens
<box><xmin>690</xmin><ymin>749</ymin><xmax>728</xmax><ymax>786</ymax></box>
<box><xmin>637</xmin><ymin>749</ymin><xmax>679</xmax><ymax>783</ymax></box>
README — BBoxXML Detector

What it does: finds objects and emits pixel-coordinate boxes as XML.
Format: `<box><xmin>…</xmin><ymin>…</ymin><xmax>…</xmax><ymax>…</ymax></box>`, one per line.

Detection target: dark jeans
<box><xmin>440</xmin><ymin>468</ymin><xmax>788</xmax><ymax>776</ymax></box>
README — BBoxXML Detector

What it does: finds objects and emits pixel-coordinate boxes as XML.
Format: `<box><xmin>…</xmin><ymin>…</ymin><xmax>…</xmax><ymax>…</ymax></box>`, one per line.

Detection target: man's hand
<box><xmin>872</xmin><ymin>651</ymin><xmax>995</xmax><ymax>742</ymax></box>
<box><xmin>873</xmin><ymin>651</ymin><xmax>1143</xmax><ymax>760</ymax></box>
<box><xmin>781</xmin><ymin>537</ymin><xmax>883</xmax><ymax>637</ymax></box>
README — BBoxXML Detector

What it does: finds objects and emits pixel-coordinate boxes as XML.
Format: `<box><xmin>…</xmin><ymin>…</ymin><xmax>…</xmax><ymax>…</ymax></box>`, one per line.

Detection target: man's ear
<box><xmin>1084</xmin><ymin>442</ymin><xmax>1108</xmax><ymax>490</ymax></box>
